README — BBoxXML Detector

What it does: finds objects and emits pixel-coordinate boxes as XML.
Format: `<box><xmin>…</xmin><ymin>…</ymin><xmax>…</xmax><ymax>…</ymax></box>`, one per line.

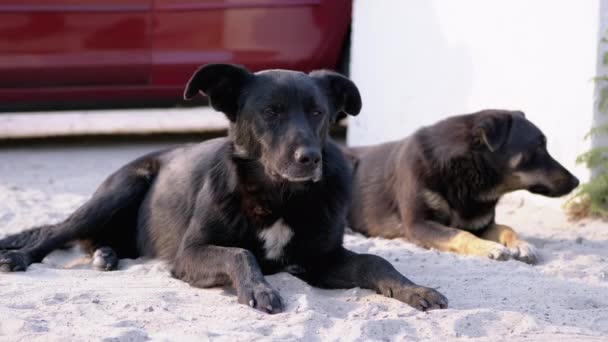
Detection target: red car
<box><xmin>0</xmin><ymin>0</ymin><xmax>351</xmax><ymax>109</ymax></box>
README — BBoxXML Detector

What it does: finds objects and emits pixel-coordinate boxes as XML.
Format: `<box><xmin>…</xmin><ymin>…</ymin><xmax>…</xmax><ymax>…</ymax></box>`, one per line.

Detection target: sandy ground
<box><xmin>0</xmin><ymin>144</ymin><xmax>607</xmax><ymax>341</ymax></box>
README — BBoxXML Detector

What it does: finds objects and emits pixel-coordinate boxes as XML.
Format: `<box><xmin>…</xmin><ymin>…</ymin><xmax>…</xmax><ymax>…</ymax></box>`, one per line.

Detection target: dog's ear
<box><xmin>310</xmin><ymin>70</ymin><xmax>362</xmax><ymax>121</ymax></box>
<box><xmin>183</xmin><ymin>64</ymin><xmax>253</xmax><ymax>121</ymax></box>
<box><xmin>473</xmin><ymin>114</ymin><xmax>513</xmax><ymax>152</ymax></box>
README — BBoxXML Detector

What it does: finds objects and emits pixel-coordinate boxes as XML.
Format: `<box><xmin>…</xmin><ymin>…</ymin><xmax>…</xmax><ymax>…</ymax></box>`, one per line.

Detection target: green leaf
<box><xmin>599</xmin><ymin>87</ymin><xmax>608</xmax><ymax>113</ymax></box>
<box><xmin>592</xmin><ymin>76</ymin><xmax>608</xmax><ymax>83</ymax></box>
<box><xmin>584</xmin><ymin>124</ymin><xmax>608</xmax><ymax>139</ymax></box>
<box><xmin>576</xmin><ymin>147</ymin><xmax>608</xmax><ymax>167</ymax></box>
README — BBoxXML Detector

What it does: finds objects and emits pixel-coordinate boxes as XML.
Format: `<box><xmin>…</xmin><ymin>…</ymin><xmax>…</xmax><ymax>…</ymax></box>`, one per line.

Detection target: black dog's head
<box><xmin>183</xmin><ymin>64</ymin><xmax>361</xmax><ymax>182</ymax></box>
<box><xmin>472</xmin><ymin>109</ymin><xmax>579</xmax><ymax>197</ymax></box>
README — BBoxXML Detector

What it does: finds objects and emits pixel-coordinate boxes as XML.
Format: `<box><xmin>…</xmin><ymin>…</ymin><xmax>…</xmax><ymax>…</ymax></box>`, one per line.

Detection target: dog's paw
<box><xmin>92</xmin><ymin>247</ymin><xmax>119</xmax><ymax>271</ymax></box>
<box><xmin>385</xmin><ymin>284</ymin><xmax>448</xmax><ymax>311</ymax></box>
<box><xmin>470</xmin><ymin>240</ymin><xmax>511</xmax><ymax>261</ymax></box>
<box><xmin>0</xmin><ymin>250</ymin><xmax>31</xmax><ymax>272</ymax></box>
<box><xmin>237</xmin><ymin>282</ymin><xmax>283</xmax><ymax>314</ymax></box>
<box><xmin>509</xmin><ymin>240</ymin><xmax>539</xmax><ymax>265</ymax></box>
<box><xmin>486</xmin><ymin>244</ymin><xmax>511</xmax><ymax>261</ymax></box>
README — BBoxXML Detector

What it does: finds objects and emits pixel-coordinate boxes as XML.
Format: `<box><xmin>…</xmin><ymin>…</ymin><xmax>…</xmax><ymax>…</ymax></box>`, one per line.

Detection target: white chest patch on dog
<box><xmin>258</xmin><ymin>219</ymin><xmax>294</xmax><ymax>260</ymax></box>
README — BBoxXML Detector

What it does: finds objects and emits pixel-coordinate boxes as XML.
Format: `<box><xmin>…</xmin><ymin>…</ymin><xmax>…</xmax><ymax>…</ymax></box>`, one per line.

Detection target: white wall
<box><xmin>348</xmin><ymin>0</ymin><xmax>601</xmax><ymax>181</ymax></box>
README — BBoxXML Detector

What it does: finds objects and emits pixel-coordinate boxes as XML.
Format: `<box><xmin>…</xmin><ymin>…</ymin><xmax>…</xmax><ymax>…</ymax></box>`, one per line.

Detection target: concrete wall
<box><xmin>348</xmin><ymin>0</ymin><xmax>601</xmax><ymax>181</ymax></box>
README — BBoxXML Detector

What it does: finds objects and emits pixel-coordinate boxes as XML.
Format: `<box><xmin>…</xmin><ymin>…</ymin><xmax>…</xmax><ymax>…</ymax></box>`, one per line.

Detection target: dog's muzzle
<box><xmin>280</xmin><ymin>166</ymin><xmax>323</xmax><ymax>183</ymax></box>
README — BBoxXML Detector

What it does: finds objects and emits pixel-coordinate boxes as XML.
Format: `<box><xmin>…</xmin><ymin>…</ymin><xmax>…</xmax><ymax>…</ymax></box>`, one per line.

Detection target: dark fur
<box><xmin>346</xmin><ymin>110</ymin><xmax>579</xmax><ymax>264</ymax></box>
<box><xmin>0</xmin><ymin>64</ymin><xmax>447</xmax><ymax>313</ymax></box>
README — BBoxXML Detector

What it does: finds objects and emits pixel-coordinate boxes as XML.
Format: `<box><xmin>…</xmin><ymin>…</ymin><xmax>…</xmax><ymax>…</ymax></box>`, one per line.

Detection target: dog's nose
<box><xmin>294</xmin><ymin>147</ymin><xmax>321</xmax><ymax>166</ymax></box>
<box><xmin>570</xmin><ymin>175</ymin><xmax>580</xmax><ymax>188</ymax></box>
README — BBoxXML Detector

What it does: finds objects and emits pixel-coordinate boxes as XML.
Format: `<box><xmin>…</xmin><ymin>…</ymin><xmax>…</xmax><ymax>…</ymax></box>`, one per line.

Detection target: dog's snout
<box><xmin>294</xmin><ymin>147</ymin><xmax>321</xmax><ymax>166</ymax></box>
<box><xmin>570</xmin><ymin>175</ymin><xmax>580</xmax><ymax>188</ymax></box>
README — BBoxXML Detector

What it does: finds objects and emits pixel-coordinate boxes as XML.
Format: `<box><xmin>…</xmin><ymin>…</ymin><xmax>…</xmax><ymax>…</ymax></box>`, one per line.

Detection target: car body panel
<box><xmin>0</xmin><ymin>0</ymin><xmax>151</xmax><ymax>89</ymax></box>
<box><xmin>0</xmin><ymin>0</ymin><xmax>351</xmax><ymax>108</ymax></box>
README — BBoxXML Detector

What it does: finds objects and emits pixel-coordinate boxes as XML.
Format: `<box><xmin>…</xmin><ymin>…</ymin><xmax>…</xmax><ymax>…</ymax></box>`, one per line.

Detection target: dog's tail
<box><xmin>0</xmin><ymin>225</ymin><xmax>54</xmax><ymax>250</ymax></box>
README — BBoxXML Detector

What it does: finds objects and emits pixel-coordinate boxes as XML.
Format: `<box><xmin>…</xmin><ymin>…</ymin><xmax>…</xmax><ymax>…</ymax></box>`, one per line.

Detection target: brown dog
<box><xmin>345</xmin><ymin>110</ymin><xmax>579</xmax><ymax>264</ymax></box>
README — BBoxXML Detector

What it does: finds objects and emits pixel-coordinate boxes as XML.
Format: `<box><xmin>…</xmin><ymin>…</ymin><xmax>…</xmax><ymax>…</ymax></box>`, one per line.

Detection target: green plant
<box><xmin>565</xmin><ymin>33</ymin><xmax>608</xmax><ymax>219</ymax></box>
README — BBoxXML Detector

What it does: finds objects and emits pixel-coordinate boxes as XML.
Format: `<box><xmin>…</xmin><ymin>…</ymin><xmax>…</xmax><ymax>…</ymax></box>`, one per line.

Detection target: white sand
<box><xmin>1</xmin><ymin>184</ymin><xmax>607</xmax><ymax>341</ymax></box>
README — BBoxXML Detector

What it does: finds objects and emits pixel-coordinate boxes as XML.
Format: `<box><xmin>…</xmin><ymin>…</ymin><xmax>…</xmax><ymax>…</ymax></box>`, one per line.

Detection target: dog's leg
<box><xmin>0</xmin><ymin>224</ymin><xmax>54</xmax><ymax>250</ymax></box>
<box><xmin>299</xmin><ymin>247</ymin><xmax>447</xmax><ymax>311</ymax></box>
<box><xmin>0</xmin><ymin>158</ymin><xmax>157</xmax><ymax>272</ymax></box>
<box><xmin>407</xmin><ymin>221</ymin><xmax>512</xmax><ymax>261</ymax></box>
<box><xmin>172</xmin><ymin>245</ymin><xmax>283</xmax><ymax>314</ymax></box>
<box><xmin>479</xmin><ymin>224</ymin><xmax>538</xmax><ymax>264</ymax></box>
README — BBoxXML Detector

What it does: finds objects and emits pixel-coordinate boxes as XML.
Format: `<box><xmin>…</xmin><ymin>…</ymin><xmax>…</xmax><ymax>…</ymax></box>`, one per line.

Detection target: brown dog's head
<box><xmin>472</xmin><ymin>109</ymin><xmax>579</xmax><ymax>197</ymax></box>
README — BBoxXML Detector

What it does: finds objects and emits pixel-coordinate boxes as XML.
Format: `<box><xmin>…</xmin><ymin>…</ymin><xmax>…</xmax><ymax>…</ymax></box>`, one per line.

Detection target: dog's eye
<box><xmin>264</xmin><ymin>105</ymin><xmax>283</xmax><ymax>116</ymax></box>
<box><xmin>312</xmin><ymin>110</ymin><xmax>323</xmax><ymax>117</ymax></box>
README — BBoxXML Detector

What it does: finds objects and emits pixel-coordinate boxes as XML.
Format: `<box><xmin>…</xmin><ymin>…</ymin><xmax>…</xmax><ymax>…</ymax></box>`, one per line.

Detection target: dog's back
<box><xmin>346</xmin><ymin>140</ymin><xmax>406</xmax><ymax>238</ymax></box>
<box><xmin>136</xmin><ymin>138</ymin><xmax>229</xmax><ymax>259</ymax></box>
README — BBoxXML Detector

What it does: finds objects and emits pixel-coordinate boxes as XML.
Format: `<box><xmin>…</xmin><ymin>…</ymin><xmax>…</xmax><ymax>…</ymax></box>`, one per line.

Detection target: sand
<box><xmin>1</xmin><ymin>184</ymin><xmax>607</xmax><ymax>341</ymax></box>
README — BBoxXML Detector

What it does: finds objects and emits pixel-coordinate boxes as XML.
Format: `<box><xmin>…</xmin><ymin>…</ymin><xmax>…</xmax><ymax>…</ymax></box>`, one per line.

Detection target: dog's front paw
<box><xmin>469</xmin><ymin>240</ymin><xmax>511</xmax><ymax>261</ymax></box>
<box><xmin>92</xmin><ymin>247</ymin><xmax>119</xmax><ymax>271</ymax></box>
<box><xmin>0</xmin><ymin>250</ymin><xmax>31</xmax><ymax>272</ymax></box>
<box><xmin>509</xmin><ymin>240</ymin><xmax>539</xmax><ymax>265</ymax></box>
<box><xmin>486</xmin><ymin>243</ymin><xmax>511</xmax><ymax>261</ymax></box>
<box><xmin>384</xmin><ymin>284</ymin><xmax>448</xmax><ymax>311</ymax></box>
<box><xmin>237</xmin><ymin>282</ymin><xmax>283</xmax><ymax>314</ymax></box>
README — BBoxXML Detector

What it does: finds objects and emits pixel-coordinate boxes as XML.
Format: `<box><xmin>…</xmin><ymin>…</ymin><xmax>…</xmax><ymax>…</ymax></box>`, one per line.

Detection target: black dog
<box><xmin>346</xmin><ymin>110</ymin><xmax>579</xmax><ymax>264</ymax></box>
<box><xmin>0</xmin><ymin>64</ymin><xmax>447</xmax><ymax>313</ymax></box>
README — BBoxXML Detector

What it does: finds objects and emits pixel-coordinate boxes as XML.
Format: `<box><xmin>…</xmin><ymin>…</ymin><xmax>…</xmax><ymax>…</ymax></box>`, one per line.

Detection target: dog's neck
<box><xmin>229</xmin><ymin>143</ymin><xmax>316</xmax><ymax>226</ymax></box>
<box><xmin>416</xmin><ymin>129</ymin><xmax>506</xmax><ymax>204</ymax></box>
<box><xmin>431</xmin><ymin>152</ymin><xmax>505</xmax><ymax>206</ymax></box>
